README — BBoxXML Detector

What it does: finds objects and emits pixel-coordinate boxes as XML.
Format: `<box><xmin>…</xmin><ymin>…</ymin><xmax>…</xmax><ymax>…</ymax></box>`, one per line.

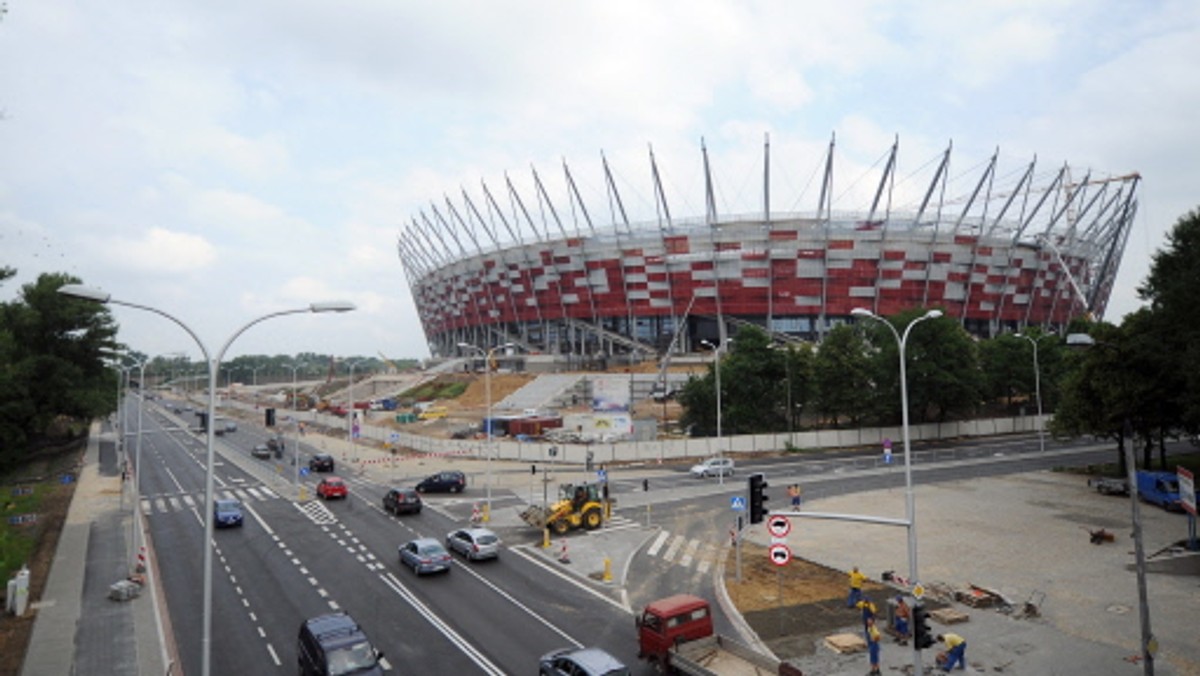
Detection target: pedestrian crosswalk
<box><xmin>644</xmin><ymin>530</ymin><xmax>723</xmax><ymax>575</ymax></box>
<box><xmin>142</xmin><ymin>485</ymin><xmax>280</xmax><ymax>516</ymax></box>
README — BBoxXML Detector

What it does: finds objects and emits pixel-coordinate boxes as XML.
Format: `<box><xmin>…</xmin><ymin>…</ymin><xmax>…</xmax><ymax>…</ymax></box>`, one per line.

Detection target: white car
<box><xmin>690</xmin><ymin>457</ymin><xmax>734</xmax><ymax>478</ymax></box>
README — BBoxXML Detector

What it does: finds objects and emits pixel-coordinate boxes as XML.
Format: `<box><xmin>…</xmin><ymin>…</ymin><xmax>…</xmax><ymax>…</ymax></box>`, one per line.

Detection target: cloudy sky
<box><xmin>2</xmin><ymin>1</ymin><xmax>1197</xmax><ymax>362</ymax></box>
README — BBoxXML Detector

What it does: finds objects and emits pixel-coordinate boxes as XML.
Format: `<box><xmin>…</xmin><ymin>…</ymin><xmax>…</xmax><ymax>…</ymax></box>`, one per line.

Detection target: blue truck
<box><xmin>1136</xmin><ymin>470</ymin><xmax>1183</xmax><ymax>512</ymax></box>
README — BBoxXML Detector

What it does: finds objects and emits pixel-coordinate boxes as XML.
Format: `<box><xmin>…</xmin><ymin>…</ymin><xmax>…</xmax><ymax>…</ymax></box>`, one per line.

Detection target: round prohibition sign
<box><xmin>768</xmin><ymin>543</ymin><xmax>792</xmax><ymax>566</ymax></box>
<box><xmin>767</xmin><ymin>514</ymin><xmax>791</xmax><ymax>538</ymax></box>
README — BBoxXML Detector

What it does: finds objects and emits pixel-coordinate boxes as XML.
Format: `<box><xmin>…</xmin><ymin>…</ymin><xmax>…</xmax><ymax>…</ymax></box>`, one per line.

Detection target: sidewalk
<box><xmin>20</xmin><ymin>421</ymin><xmax>171</xmax><ymax>676</ymax></box>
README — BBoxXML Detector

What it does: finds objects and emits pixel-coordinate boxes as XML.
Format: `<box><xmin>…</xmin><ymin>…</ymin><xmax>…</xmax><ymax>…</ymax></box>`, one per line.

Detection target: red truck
<box><xmin>636</xmin><ymin>594</ymin><xmax>801</xmax><ymax>675</ymax></box>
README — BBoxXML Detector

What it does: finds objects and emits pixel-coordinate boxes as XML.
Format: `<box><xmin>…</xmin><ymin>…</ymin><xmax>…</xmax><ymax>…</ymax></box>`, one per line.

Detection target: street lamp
<box><xmin>286</xmin><ymin>361</ymin><xmax>307</xmax><ymax>492</ymax></box>
<box><xmin>347</xmin><ymin>359</ymin><xmax>367</xmax><ymax>460</ymax></box>
<box><xmin>1067</xmin><ymin>332</ymin><xmax>1155</xmax><ymax>675</ymax></box>
<box><xmin>458</xmin><ymin>342</ymin><xmax>515</xmax><ymax>521</ymax></box>
<box><xmin>700</xmin><ymin>338</ymin><xmax>732</xmax><ymax>486</ymax></box>
<box><xmin>57</xmin><ymin>283</ymin><xmax>354</xmax><ymax>676</ymax></box>
<box><xmin>1014</xmin><ymin>333</ymin><xmax>1045</xmax><ymax>453</ymax></box>
<box><xmin>851</xmin><ymin>307</ymin><xmax>941</xmax><ymax>676</ymax></box>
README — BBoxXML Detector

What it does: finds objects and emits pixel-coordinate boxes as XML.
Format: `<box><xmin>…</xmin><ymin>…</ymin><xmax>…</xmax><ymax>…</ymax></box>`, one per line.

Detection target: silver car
<box><xmin>399</xmin><ymin>538</ymin><xmax>452</xmax><ymax>575</ymax></box>
<box><xmin>689</xmin><ymin>457</ymin><xmax>734</xmax><ymax>478</ymax></box>
<box><xmin>445</xmin><ymin>527</ymin><xmax>500</xmax><ymax>561</ymax></box>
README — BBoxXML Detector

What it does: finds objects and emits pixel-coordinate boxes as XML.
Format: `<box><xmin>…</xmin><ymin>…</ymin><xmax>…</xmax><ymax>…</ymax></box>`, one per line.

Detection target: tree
<box><xmin>0</xmin><ymin>272</ymin><xmax>120</xmax><ymax>470</ymax></box>
<box><xmin>812</xmin><ymin>324</ymin><xmax>872</xmax><ymax>426</ymax></box>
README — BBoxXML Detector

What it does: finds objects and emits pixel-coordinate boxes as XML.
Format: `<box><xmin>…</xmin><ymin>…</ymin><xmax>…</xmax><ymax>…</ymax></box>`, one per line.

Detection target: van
<box><xmin>297</xmin><ymin>612</ymin><xmax>384</xmax><ymax>676</ymax></box>
<box><xmin>636</xmin><ymin>594</ymin><xmax>714</xmax><ymax>663</ymax></box>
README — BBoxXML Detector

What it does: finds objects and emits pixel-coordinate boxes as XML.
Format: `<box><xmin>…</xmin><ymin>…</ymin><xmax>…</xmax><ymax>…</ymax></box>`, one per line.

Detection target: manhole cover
<box><xmin>1106</xmin><ymin>604</ymin><xmax>1131</xmax><ymax>614</ymax></box>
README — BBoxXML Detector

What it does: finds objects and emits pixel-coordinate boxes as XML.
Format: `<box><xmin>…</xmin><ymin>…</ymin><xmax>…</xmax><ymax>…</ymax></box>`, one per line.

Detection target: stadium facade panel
<box><xmin>399</xmin><ymin>138</ymin><xmax>1140</xmax><ymax>358</ymax></box>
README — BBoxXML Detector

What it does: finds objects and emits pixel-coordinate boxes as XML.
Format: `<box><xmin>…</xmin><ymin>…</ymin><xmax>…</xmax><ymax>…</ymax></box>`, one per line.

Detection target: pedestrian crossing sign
<box><xmin>730</xmin><ymin>496</ymin><xmax>746</xmax><ymax>511</ymax></box>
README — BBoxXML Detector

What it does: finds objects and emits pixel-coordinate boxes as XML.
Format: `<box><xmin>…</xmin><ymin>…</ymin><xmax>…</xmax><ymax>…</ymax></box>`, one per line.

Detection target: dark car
<box><xmin>539</xmin><ymin>647</ymin><xmax>630</xmax><ymax>676</ymax></box>
<box><xmin>415</xmin><ymin>470</ymin><xmax>466</xmax><ymax>494</ymax></box>
<box><xmin>298</xmin><ymin>612</ymin><xmax>384</xmax><ymax>676</ymax></box>
<box><xmin>383</xmin><ymin>488</ymin><xmax>422</xmax><ymax>515</ymax></box>
<box><xmin>309</xmin><ymin>453</ymin><xmax>335</xmax><ymax>473</ymax></box>
<box><xmin>213</xmin><ymin>498</ymin><xmax>244</xmax><ymax>528</ymax></box>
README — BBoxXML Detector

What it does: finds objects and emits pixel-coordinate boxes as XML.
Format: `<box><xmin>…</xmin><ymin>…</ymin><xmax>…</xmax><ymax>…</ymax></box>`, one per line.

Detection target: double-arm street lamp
<box><xmin>1014</xmin><ymin>333</ymin><xmax>1045</xmax><ymax>453</ymax></box>
<box><xmin>851</xmin><ymin>307</ymin><xmax>941</xmax><ymax>676</ymax></box>
<box><xmin>458</xmin><ymin>342</ymin><xmax>514</xmax><ymax>521</ymax></box>
<box><xmin>700</xmin><ymin>339</ymin><xmax>732</xmax><ymax>486</ymax></box>
<box><xmin>57</xmin><ymin>284</ymin><xmax>354</xmax><ymax>676</ymax></box>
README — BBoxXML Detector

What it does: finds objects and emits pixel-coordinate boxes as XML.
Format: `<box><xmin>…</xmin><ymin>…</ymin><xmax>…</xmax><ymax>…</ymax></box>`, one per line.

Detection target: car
<box><xmin>297</xmin><ymin>612</ymin><xmax>384</xmax><ymax>676</ymax></box>
<box><xmin>538</xmin><ymin>646</ymin><xmax>630</xmax><ymax>676</ymax></box>
<box><xmin>223</xmin><ymin>419</ymin><xmax>238</xmax><ymax>433</ymax></box>
<box><xmin>415</xmin><ymin>470</ymin><xmax>466</xmax><ymax>494</ymax></box>
<box><xmin>382</xmin><ymin>488</ymin><xmax>422</xmax><ymax>515</ymax></box>
<box><xmin>316</xmin><ymin>477</ymin><xmax>349</xmax><ymax>500</ymax></box>
<box><xmin>267</xmin><ymin>436</ymin><xmax>285</xmax><ymax>457</ymax></box>
<box><xmin>445</xmin><ymin>527</ymin><xmax>500</xmax><ymax>561</ymax></box>
<box><xmin>214</xmin><ymin>418</ymin><xmax>237</xmax><ymax>436</ymax></box>
<box><xmin>309</xmin><ymin>453</ymin><xmax>335</xmax><ymax>473</ymax></box>
<box><xmin>213</xmin><ymin>498</ymin><xmax>244</xmax><ymax>528</ymax></box>
<box><xmin>399</xmin><ymin>538</ymin><xmax>452</xmax><ymax>575</ymax></box>
<box><xmin>251</xmin><ymin>444</ymin><xmax>272</xmax><ymax>459</ymax></box>
<box><xmin>690</xmin><ymin>457</ymin><xmax>735</xmax><ymax>478</ymax></box>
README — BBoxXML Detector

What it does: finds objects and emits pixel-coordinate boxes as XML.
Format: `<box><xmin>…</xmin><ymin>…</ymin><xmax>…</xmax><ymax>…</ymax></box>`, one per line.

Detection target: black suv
<box><xmin>298</xmin><ymin>612</ymin><xmax>384</xmax><ymax>676</ymax></box>
<box><xmin>382</xmin><ymin>487</ymin><xmax>422</xmax><ymax>515</ymax></box>
<box><xmin>309</xmin><ymin>453</ymin><xmax>335</xmax><ymax>473</ymax></box>
<box><xmin>415</xmin><ymin>470</ymin><xmax>466</xmax><ymax>494</ymax></box>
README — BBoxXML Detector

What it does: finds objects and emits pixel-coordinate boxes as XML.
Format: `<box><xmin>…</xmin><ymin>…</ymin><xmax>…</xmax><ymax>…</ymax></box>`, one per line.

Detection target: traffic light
<box><xmin>265</xmin><ymin>407</ymin><xmax>276</xmax><ymax>427</ymax></box>
<box><xmin>912</xmin><ymin>604</ymin><xmax>934</xmax><ymax>650</ymax></box>
<box><xmin>748</xmin><ymin>472</ymin><xmax>769</xmax><ymax>524</ymax></box>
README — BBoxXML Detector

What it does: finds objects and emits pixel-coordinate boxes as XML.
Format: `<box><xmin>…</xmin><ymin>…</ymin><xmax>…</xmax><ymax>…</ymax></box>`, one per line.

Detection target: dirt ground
<box><xmin>0</xmin><ymin>443</ymin><xmax>83</xmax><ymax>676</ymax></box>
<box><xmin>725</xmin><ymin>543</ymin><xmax>892</xmax><ymax>658</ymax></box>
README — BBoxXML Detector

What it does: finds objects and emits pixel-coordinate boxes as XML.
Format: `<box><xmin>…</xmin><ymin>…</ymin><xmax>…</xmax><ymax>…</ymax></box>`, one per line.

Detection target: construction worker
<box><xmin>847</xmin><ymin>566</ymin><xmax>867</xmax><ymax>608</ymax></box>
<box><xmin>856</xmin><ymin>597</ymin><xmax>877</xmax><ymax>633</ymax></box>
<box><xmin>865</xmin><ymin>617</ymin><xmax>882</xmax><ymax>676</ymax></box>
<box><xmin>937</xmin><ymin>632</ymin><xmax>967</xmax><ymax>671</ymax></box>
<box><xmin>893</xmin><ymin>596</ymin><xmax>911</xmax><ymax>644</ymax></box>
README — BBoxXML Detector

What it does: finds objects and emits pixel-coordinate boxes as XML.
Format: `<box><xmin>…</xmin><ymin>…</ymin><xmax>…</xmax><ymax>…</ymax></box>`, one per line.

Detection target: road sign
<box><xmin>767</xmin><ymin>514</ymin><xmax>791</xmax><ymax>538</ymax></box>
<box><xmin>768</xmin><ymin>543</ymin><xmax>791</xmax><ymax>566</ymax></box>
<box><xmin>912</xmin><ymin>583</ymin><xmax>925</xmax><ymax>600</ymax></box>
<box><xmin>597</xmin><ymin>468</ymin><xmax>608</xmax><ymax>483</ymax></box>
<box><xmin>1179</xmin><ymin>466</ymin><xmax>1196</xmax><ymax>516</ymax></box>
<box><xmin>300</xmin><ymin>467</ymin><xmax>310</xmax><ymax>477</ymax></box>
<box><xmin>730</xmin><ymin>496</ymin><xmax>746</xmax><ymax>511</ymax></box>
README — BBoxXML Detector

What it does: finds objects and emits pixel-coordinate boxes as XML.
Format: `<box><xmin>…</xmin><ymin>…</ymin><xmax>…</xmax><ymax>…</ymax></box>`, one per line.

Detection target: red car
<box><xmin>316</xmin><ymin>477</ymin><xmax>348</xmax><ymax>500</ymax></box>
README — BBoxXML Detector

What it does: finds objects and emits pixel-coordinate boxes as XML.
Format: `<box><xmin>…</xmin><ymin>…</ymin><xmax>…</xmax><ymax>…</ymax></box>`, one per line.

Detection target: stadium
<box><xmin>397</xmin><ymin>135</ymin><xmax>1140</xmax><ymax>360</ymax></box>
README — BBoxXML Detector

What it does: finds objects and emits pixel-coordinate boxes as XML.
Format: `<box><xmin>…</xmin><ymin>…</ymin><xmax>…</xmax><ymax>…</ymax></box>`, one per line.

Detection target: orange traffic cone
<box><xmin>558</xmin><ymin>539</ymin><xmax>571</xmax><ymax>564</ymax></box>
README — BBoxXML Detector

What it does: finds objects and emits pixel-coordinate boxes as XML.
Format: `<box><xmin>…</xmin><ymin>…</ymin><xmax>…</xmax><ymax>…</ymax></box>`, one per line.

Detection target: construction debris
<box><xmin>930</xmin><ymin>607</ymin><xmax>970</xmax><ymax>624</ymax></box>
<box><xmin>956</xmin><ymin>584</ymin><xmax>1011</xmax><ymax>609</ymax></box>
<box><xmin>824</xmin><ymin>632</ymin><xmax>866</xmax><ymax>654</ymax></box>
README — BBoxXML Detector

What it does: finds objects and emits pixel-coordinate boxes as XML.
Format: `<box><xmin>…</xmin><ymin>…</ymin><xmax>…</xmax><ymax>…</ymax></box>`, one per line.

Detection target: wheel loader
<box><xmin>519</xmin><ymin>481</ymin><xmax>613</xmax><ymax>535</ymax></box>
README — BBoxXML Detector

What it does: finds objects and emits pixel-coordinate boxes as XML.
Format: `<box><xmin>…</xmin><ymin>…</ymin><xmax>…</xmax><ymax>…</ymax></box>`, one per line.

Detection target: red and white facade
<box><xmin>398</xmin><ymin>139</ymin><xmax>1140</xmax><ymax>357</ymax></box>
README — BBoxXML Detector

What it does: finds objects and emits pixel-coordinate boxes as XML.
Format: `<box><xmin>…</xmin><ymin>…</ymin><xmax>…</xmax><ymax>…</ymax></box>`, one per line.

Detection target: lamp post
<box><xmin>458</xmin><ymin>342</ymin><xmax>515</xmax><ymax>521</ymax></box>
<box><xmin>700</xmin><ymin>339</ymin><xmax>732</xmax><ymax>486</ymax></box>
<box><xmin>1067</xmin><ymin>332</ymin><xmax>1154</xmax><ymax>675</ymax></box>
<box><xmin>57</xmin><ymin>284</ymin><xmax>354</xmax><ymax>676</ymax></box>
<box><xmin>287</xmin><ymin>361</ymin><xmax>307</xmax><ymax>492</ymax></box>
<box><xmin>851</xmin><ymin>307</ymin><xmax>942</xmax><ymax>675</ymax></box>
<box><xmin>347</xmin><ymin>359</ymin><xmax>367</xmax><ymax>460</ymax></box>
<box><xmin>1014</xmin><ymin>333</ymin><xmax>1045</xmax><ymax>453</ymax></box>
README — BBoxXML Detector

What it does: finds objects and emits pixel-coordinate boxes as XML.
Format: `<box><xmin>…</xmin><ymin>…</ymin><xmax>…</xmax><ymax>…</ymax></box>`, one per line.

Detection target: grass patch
<box><xmin>0</xmin><ymin>484</ymin><xmax>45</xmax><ymax>582</ymax></box>
<box><xmin>401</xmin><ymin>376</ymin><xmax>469</xmax><ymax>402</ymax></box>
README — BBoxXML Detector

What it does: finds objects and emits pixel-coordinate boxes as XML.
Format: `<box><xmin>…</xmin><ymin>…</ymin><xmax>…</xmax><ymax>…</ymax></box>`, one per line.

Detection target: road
<box><xmin>129</xmin><ymin>394</ymin><xmax>1195</xmax><ymax>675</ymax></box>
<box><xmin>133</xmin><ymin>399</ymin><xmax>640</xmax><ymax>675</ymax></box>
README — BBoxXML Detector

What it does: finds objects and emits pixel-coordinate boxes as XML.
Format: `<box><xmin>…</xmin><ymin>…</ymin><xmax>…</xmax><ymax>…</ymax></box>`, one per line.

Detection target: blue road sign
<box><xmin>300</xmin><ymin>467</ymin><xmax>310</xmax><ymax>477</ymax></box>
<box><xmin>731</xmin><ymin>496</ymin><xmax>746</xmax><ymax>511</ymax></box>
<box><xmin>597</xmin><ymin>468</ymin><xmax>608</xmax><ymax>482</ymax></box>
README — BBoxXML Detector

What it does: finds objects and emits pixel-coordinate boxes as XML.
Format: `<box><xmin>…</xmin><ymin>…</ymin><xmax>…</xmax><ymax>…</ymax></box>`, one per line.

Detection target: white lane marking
<box><xmin>646</xmin><ymin>531</ymin><xmax>670</xmax><ymax>557</ymax></box>
<box><xmin>266</xmin><ymin>643</ymin><xmax>281</xmax><ymax>666</ymax></box>
<box><xmin>182</xmin><ymin>494</ymin><xmax>195</xmax><ymax>509</ymax></box>
<box><xmin>680</xmin><ymin>538</ymin><xmax>700</xmax><ymax>567</ymax></box>
<box><xmin>244</xmin><ymin>503</ymin><xmax>274</xmax><ymax>536</ymax></box>
<box><xmin>662</xmin><ymin>534</ymin><xmax>686</xmax><ymax>562</ymax></box>
<box><xmin>380</xmin><ymin>572</ymin><xmax>505</xmax><ymax>676</ymax></box>
<box><xmin>509</xmin><ymin>545</ymin><xmax>631</xmax><ymax>614</ymax></box>
<box><xmin>452</xmin><ymin>557</ymin><xmax>583</xmax><ymax>649</ymax></box>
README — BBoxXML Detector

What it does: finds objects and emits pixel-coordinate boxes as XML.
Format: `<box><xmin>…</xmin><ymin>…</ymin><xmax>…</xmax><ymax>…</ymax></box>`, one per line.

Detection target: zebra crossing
<box><xmin>644</xmin><ymin>530</ymin><xmax>722</xmax><ymax>575</ymax></box>
<box><xmin>141</xmin><ymin>485</ymin><xmax>280</xmax><ymax>516</ymax></box>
